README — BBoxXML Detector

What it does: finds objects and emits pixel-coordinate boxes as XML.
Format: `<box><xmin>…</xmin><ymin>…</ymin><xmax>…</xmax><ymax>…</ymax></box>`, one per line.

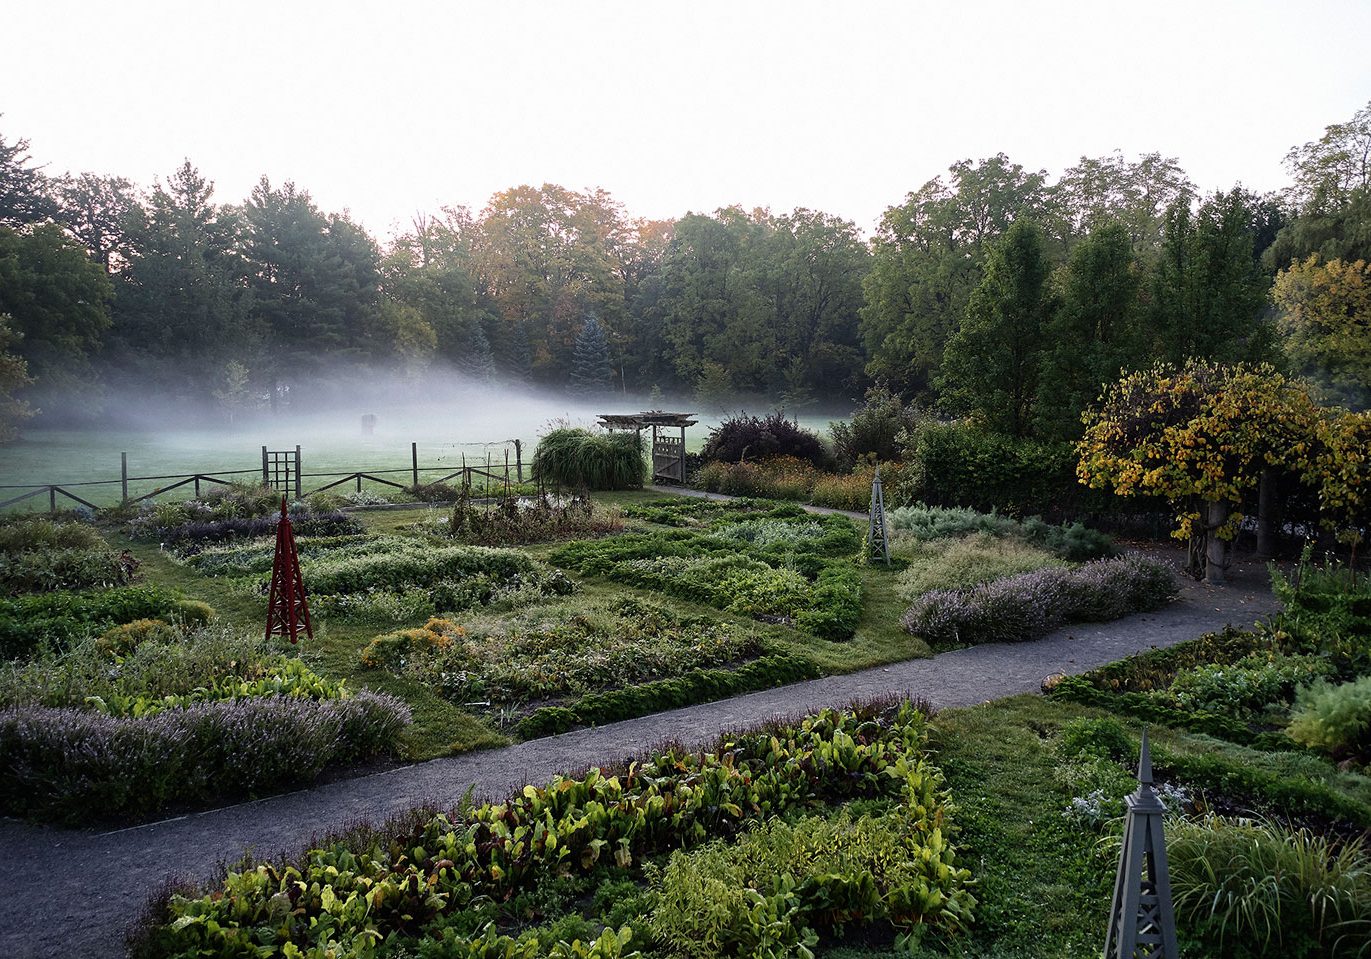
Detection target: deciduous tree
<box><xmin>1272</xmin><ymin>255</ymin><xmax>1370</xmax><ymax>409</ymax></box>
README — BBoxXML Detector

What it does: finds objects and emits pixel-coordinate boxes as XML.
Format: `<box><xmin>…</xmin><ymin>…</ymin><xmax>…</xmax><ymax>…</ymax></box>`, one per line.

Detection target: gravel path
<box><xmin>0</xmin><ymin>536</ymin><xmax>1279</xmax><ymax>958</ymax></box>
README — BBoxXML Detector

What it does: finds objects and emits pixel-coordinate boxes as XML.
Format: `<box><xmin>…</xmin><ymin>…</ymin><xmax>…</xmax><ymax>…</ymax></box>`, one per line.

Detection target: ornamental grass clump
<box><xmin>532</xmin><ymin>428</ymin><xmax>645</xmax><ymax>490</ymax></box>
<box><xmin>902</xmin><ymin>555</ymin><xmax>1176</xmax><ymax>646</ymax></box>
<box><xmin>1167</xmin><ymin>816</ymin><xmax>1371</xmax><ymax>958</ymax></box>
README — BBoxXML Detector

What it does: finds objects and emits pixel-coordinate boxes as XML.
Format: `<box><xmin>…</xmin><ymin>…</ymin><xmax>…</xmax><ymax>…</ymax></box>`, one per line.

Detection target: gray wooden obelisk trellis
<box><xmin>868</xmin><ymin>466</ymin><xmax>890</xmax><ymax>565</ymax></box>
<box><xmin>1104</xmin><ymin>728</ymin><xmax>1179</xmax><ymax>959</ymax></box>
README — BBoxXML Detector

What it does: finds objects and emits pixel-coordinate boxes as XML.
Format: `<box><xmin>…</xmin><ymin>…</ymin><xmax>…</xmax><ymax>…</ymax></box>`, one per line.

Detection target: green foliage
<box><xmin>363</xmin><ymin>599</ymin><xmax>769</xmax><ymax>713</ymax></box>
<box><xmin>894</xmin><ymin>534</ymin><xmax>1064</xmax><ymax>602</ymax></box>
<box><xmin>0</xmin><ymin>518</ymin><xmax>135</xmax><ymax>596</ymax></box>
<box><xmin>0</xmin><ymin>222</ymin><xmax>111</xmax><ymax>400</ymax></box>
<box><xmin>829</xmin><ymin>386</ymin><xmax>921</xmax><ymax>468</ymax></box>
<box><xmin>651</xmin><ymin>808</ymin><xmax>974</xmax><ymax>957</ymax></box>
<box><xmin>1148</xmin><ymin>189</ymin><xmax>1275</xmax><ymax>366</ymax></box>
<box><xmin>532</xmin><ymin>429</ymin><xmax>646</xmax><ymax>491</ymax></box>
<box><xmin>1288</xmin><ymin>676</ymin><xmax>1371</xmax><ymax>765</ymax></box>
<box><xmin>444</xmin><ymin>492</ymin><xmax>622</xmax><ymax>546</ymax></box>
<box><xmin>1056</xmin><ymin>716</ymin><xmax>1134</xmax><ymax>764</ymax></box>
<box><xmin>895</xmin><ymin>420</ymin><xmax>1089</xmax><ymax>517</ymax></box>
<box><xmin>1167</xmin><ymin>816</ymin><xmax>1371</xmax><ymax>958</ymax></box>
<box><xmin>938</xmin><ymin>219</ymin><xmax>1052</xmax><ymax>438</ymax></box>
<box><xmin>138</xmin><ymin>702</ymin><xmax>972</xmax><ymax>959</ymax></box>
<box><xmin>515</xmin><ymin>653</ymin><xmax>821</xmax><ymax>738</ymax></box>
<box><xmin>860</xmin><ymin>154</ymin><xmax>1050</xmax><ymax>399</ymax></box>
<box><xmin>1169</xmin><ymin>653</ymin><xmax>1336</xmax><ymax>720</ymax></box>
<box><xmin>887</xmin><ymin>501</ymin><xmax>1118</xmax><ymax>562</ymax></box>
<box><xmin>0</xmin><ymin>584</ymin><xmax>210</xmax><ymax>660</ymax></box>
<box><xmin>621</xmin><ymin>496</ymin><xmax>807</xmax><ymax>528</ymax></box>
<box><xmin>0</xmin><ymin>312</ymin><xmax>33</xmax><ymax>442</ymax></box>
<box><xmin>0</xmin><ymin>624</ymin><xmax>331</xmax><ymax>713</ymax></box>
<box><xmin>1036</xmin><ymin>222</ymin><xmax>1146</xmax><ymax>441</ymax></box>
<box><xmin>570</xmin><ymin>314</ymin><xmax>614</xmax><ymax>395</ymax></box>
<box><xmin>550</xmin><ymin>519</ymin><xmax>864</xmax><ymax>639</ymax></box>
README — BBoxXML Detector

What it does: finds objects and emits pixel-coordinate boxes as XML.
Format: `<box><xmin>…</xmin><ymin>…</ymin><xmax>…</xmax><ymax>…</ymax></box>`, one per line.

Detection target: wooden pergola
<box><xmin>597</xmin><ymin>411</ymin><xmax>697</xmax><ymax>484</ymax></box>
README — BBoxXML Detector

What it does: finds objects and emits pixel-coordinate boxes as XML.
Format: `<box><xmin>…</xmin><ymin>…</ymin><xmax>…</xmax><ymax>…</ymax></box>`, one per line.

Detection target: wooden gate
<box><xmin>652</xmin><ymin>431</ymin><xmax>685</xmax><ymax>484</ymax></box>
<box><xmin>262</xmin><ymin>446</ymin><xmax>302</xmax><ymax>499</ymax></box>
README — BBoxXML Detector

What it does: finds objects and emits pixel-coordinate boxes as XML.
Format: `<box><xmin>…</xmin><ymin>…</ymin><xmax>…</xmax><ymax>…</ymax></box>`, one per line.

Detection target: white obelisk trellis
<box><xmin>1104</xmin><ymin>728</ymin><xmax>1179</xmax><ymax>959</ymax></box>
<box><xmin>868</xmin><ymin>466</ymin><xmax>890</xmax><ymax>565</ymax></box>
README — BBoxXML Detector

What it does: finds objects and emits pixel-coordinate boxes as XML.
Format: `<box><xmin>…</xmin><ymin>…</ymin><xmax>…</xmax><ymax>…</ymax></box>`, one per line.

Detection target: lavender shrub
<box><xmin>0</xmin><ymin>691</ymin><xmax>409</xmax><ymax>822</ymax></box>
<box><xmin>903</xmin><ymin>556</ymin><xmax>1177</xmax><ymax>646</ymax></box>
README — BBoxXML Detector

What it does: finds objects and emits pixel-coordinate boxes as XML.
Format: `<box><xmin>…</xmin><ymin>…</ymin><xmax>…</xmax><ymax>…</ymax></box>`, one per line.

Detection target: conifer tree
<box><xmin>570</xmin><ymin>314</ymin><xmax>614</xmax><ymax>395</ymax></box>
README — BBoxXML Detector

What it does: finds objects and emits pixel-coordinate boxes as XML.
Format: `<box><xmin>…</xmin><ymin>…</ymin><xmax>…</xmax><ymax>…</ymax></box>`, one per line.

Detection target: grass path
<box><xmin>0</xmin><ymin>557</ymin><xmax>1277</xmax><ymax>959</ymax></box>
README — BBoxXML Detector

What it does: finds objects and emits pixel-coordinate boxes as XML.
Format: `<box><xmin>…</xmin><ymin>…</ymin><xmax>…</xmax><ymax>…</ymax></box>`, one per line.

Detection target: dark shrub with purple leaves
<box><xmin>132</xmin><ymin>511</ymin><xmax>362</xmax><ymax>549</ymax></box>
<box><xmin>902</xmin><ymin>555</ymin><xmax>1177</xmax><ymax>647</ymax></box>
<box><xmin>0</xmin><ymin>691</ymin><xmax>409</xmax><ymax>823</ymax></box>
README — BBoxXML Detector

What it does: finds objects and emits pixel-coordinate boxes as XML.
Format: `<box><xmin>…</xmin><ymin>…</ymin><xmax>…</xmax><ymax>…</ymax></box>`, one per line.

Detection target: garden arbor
<box><xmin>597</xmin><ymin>411</ymin><xmax>697</xmax><ymax>484</ymax></box>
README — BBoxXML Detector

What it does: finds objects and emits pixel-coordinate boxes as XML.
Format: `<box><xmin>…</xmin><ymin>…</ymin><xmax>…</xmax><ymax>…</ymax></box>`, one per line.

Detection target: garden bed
<box><xmin>131</xmin><ymin>700</ymin><xmax>975</xmax><ymax>959</ymax></box>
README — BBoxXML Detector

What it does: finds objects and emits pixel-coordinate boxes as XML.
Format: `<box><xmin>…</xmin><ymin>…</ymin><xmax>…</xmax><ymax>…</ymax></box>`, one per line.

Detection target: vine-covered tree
<box><xmin>1078</xmin><ymin>360</ymin><xmax>1324</xmax><ymax>583</ymax></box>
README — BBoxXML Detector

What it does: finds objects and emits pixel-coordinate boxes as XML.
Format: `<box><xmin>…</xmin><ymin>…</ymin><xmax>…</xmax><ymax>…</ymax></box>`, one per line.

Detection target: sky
<box><xmin>3</xmin><ymin>0</ymin><xmax>1370</xmax><ymax>240</ymax></box>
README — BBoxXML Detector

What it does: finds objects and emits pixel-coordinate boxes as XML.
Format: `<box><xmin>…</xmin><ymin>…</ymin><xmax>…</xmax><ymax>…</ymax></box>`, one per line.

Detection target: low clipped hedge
<box><xmin>0</xmin><ymin>586</ymin><xmax>213</xmax><ymax>660</ymax></box>
<box><xmin>903</xmin><ymin>555</ymin><xmax>1177</xmax><ymax>646</ymax></box>
<box><xmin>0</xmin><ymin>690</ymin><xmax>410</xmax><ymax>823</ymax></box>
<box><xmin>516</xmin><ymin>652</ymin><xmax>822</xmax><ymax>738</ymax></box>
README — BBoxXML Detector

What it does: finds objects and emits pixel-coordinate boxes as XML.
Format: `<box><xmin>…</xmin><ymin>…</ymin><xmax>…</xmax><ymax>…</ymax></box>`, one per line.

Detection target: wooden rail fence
<box><xmin>0</xmin><ymin>440</ymin><xmax>524</xmax><ymax>513</ymax></box>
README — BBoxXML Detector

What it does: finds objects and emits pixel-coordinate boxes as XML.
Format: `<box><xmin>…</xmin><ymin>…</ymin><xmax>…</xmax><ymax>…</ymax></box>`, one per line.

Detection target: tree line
<box><xmin>0</xmin><ymin>100</ymin><xmax>1367</xmax><ymax>438</ymax></box>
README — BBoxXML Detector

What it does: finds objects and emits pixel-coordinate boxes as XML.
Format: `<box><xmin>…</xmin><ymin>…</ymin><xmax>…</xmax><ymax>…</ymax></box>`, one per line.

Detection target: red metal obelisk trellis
<box><xmin>264</xmin><ymin>497</ymin><xmax>312</xmax><ymax>645</ymax></box>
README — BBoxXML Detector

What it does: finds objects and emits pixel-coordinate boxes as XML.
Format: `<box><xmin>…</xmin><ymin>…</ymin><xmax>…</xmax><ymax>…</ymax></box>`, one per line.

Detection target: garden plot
<box><xmin>882</xmin><ymin>504</ymin><xmax>1177</xmax><ymax>649</ymax></box>
<box><xmin>550</xmin><ymin>511</ymin><xmax>865</xmax><ymax>640</ymax></box>
<box><xmin>174</xmin><ymin>533</ymin><xmax>577</xmax><ymax>624</ymax></box>
<box><xmin>359</xmin><ymin>596</ymin><xmax>820</xmax><ymax>737</ymax></box>
<box><xmin>134</xmin><ymin>701</ymin><xmax>976</xmax><ymax>959</ymax></box>
<box><xmin>0</xmin><ymin>515</ymin><xmax>409</xmax><ymax>823</ymax></box>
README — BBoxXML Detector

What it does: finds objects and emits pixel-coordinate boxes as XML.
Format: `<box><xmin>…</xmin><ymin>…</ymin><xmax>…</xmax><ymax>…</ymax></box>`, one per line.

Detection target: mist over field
<box><xmin>0</xmin><ymin>362</ymin><xmax>849</xmax><ymax>504</ymax></box>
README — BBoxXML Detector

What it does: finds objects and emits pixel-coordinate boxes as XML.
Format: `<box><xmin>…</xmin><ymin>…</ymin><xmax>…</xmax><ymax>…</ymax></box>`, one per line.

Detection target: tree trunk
<box><xmin>1255</xmin><ymin>468</ymin><xmax>1277</xmax><ymax>560</ymax></box>
<box><xmin>1205</xmin><ymin>500</ymin><xmax>1228</xmax><ymax>586</ymax></box>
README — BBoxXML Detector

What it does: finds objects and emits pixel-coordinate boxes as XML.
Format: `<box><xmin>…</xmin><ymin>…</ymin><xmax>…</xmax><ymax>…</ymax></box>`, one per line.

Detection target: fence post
<box><xmin>294</xmin><ymin>445</ymin><xmax>302</xmax><ymax>500</ymax></box>
<box><xmin>49</xmin><ymin>486</ymin><xmax>56</xmax><ymax>514</ymax></box>
<box><xmin>514</xmin><ymin>439</ymin><xmax>522</xmax><ymax>482</ymax></box>
<box><xmin>411</xmin><ymin>442</ymin><xmax>418</xmax><ymax>489</ymax></box>
<box><xmin>121</xmin><ymin>452</ymin><xmax>128</xmax><ymax>504</ymax></box>
<box><xmin>194</xmin><ymin>475</ymin><xmax>201</xmax><ymax>498</ymax></box>
<box><xmin>262</xmin><ymin>447</ymin><xmax>269</xmax><ymax>487</ymax></box>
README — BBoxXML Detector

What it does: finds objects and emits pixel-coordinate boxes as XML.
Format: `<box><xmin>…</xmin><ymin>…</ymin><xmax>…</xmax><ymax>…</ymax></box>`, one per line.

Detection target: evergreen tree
<box><xmin>461</xmin><ymin>320</ymin><xmax>497</xmax><ymax>382</ymax></box>
<box><xmin>570</xmin><ymin>314</ymin><xmax>614</xmax><ymax>395</ymax></box>
<box><xmin>938</xmin><ymin>220</ymin><xmax>1053</xmax><ymax>437</ymax></box>
<box><xmin>1149</xmin><ymin>190</ymin><xmax>1273</xmax><ymax>365</ymax></box>
<box><xmin>1036</xmin><ymin>223</ymin><xmax>1145</xmax><ymax>439</ymax></box>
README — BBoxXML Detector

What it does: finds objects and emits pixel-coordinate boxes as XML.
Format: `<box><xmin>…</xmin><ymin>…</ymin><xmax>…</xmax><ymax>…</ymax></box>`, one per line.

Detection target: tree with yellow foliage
<box><xmin>1077</xmin><ymin>360</ymin><xmax>1323</xmax><ymax>584</ymax></box>
<box><xmin>1272</xmin><ymin>255</ymin><xmax>1370</xmax><ymax>410</ymax></box>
